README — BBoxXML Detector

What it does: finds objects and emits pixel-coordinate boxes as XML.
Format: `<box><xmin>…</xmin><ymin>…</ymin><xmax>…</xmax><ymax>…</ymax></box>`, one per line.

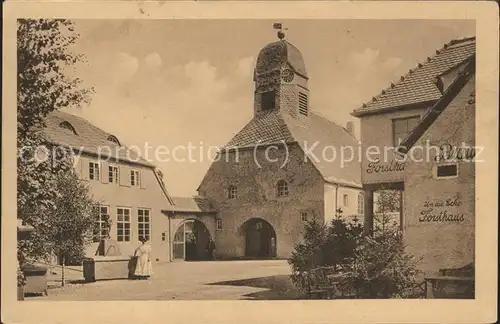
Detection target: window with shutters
<box><xmin>137</xmin><ymin>208</ymin><xmax>151</xmax><ymax>241</ymax></box>
<box><xmin>299</xmin><ymin>92</ymin><xmax>308</xmax><ymax>116</ymax></box>
<box><xmin>130</xmin><ymin>169</ymin><xmax>141</xmax><ymax>187</ymax></box>
<box><xmin>92</xmin><ymin>205</ymin><xmax>109</xmax><ymax>242</ymax></box>
<box><xmin>89</xmin><ymin>162</ymin><xmax>100</xmax><ymax>181</ymax></box>
<box><xmin>392</xmin><ymin>116</ymin><xmax>421</xmax><ymax>146</ymax></box>
<box><xmin>261</xmin><ymin>90</ymin><xmax>276</xmax><ymax>110</ymax></box>
<box><xmin>108</xmin><ymin>165</ymin><xmax>119</xmax><ymax>184</ymax></box>
<box><xmin>117</xmin><ymin>207</ymin><xmax>131</xmax><ymax>242</ymax></box>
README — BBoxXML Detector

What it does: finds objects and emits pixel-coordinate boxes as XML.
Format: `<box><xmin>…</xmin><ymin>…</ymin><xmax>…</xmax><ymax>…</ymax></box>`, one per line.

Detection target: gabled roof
<box><xmin>352</xmin><ymin>37</ymin><xmax>475</xmax><ymax>117</ymax></box>
<box><xmin>43</xmin><ymin>110</ymin><xmax>154</xmax><ymax>167</ymax></box>
<box><xmin>220</xmin><ymin>111</ymin><xmax>362</xmax><ymax>188</ymax></box>
<box><xmin>164</xmin><ymin>196</ymin><xmax>218</xmax><ymax>213</ymax></box>
<box><xmin>398</xmin><ymin>55</ymin><xmax>475</xmax><ymax>154</ymax></box>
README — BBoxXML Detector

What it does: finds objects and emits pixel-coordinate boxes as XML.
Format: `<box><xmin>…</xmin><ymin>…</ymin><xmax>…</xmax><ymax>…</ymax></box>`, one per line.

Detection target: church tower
<box><xmin>253</xmin><ymin>28</ymin><xmax>310</xmax><ymax>120</ymax></box>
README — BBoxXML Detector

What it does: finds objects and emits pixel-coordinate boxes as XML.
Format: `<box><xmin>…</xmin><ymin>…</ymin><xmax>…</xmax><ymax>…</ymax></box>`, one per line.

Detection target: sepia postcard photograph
<box><xmin>2</xmin><ymin>1</ymin><xmax>498</xmax><ymax>324</ymax></box>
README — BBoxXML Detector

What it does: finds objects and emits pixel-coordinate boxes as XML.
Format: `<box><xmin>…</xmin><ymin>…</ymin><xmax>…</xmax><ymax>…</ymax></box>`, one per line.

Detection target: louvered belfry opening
<box><xmin>298</xmin><ymin>92</ymin><xmax>308</xmax><ymax>116</ymax></box>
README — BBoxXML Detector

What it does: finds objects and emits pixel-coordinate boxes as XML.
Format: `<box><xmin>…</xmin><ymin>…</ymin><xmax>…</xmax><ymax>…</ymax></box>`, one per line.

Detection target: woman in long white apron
<box><xmin>134</xmin><ymin>237</ymin><xmax>153</xmax><ymax>280</ymax></box>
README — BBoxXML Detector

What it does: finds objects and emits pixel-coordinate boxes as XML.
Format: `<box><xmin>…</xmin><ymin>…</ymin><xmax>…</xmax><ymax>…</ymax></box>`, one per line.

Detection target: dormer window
<box><xmin>107</xmin><ymin>135</ymin><xmax>121</xmax><ymax>146</ymax></box>
<box><xmin>261</xmin><ymin>90</ymin><xmax>276</xmax><ymax>111</ymax></box>
<box><xmin>59</xmin><ymin>121</ymin><xmax>77</xmax><ymax>135</ymax></box>
<box><xmin>298</xmin><ymin>92</ymin><xmax>308</xmax><ymax>116</ymax></box>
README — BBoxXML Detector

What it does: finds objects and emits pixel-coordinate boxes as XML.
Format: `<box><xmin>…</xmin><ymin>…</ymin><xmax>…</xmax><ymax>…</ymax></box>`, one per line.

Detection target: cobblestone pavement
<box><xmin>27</xmin><ymin>260</ymin><xmax>299</xmax><ymax>301</ymax></box>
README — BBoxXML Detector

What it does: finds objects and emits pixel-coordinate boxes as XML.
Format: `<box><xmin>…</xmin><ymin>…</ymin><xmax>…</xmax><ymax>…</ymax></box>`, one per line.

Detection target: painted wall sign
<box><xmin>366</xmin><ymin>158</ymin><xmax>405</xmax><ymax>174</ymax></box>
<box><xmin>419</xmin><ymin>197</ymin><xmax>465</xmax><ymax>222</ymax></box>
<box><xmin>434</xmin><ymin>143</ymin><xmax>476</xmax><ymax>162</ymax></box>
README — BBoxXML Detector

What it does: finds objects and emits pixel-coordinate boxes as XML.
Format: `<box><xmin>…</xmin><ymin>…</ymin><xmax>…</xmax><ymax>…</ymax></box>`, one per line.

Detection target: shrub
<box><xmin>343</xmin><ymin>229</ymin><xmax>422</xmax><ymax>298</ymax></box>
<box><xmin>288</xmin><ymin>209</ymin><xmax>363</xmax><ymax>294</ymax></box>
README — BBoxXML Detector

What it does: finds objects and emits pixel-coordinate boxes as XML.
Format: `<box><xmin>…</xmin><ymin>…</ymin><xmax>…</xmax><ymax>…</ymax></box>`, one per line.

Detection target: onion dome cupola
<box><xmin>253</xmin><ymin>28</ymin><xmax>310</xmax><ymax>119</ymax></box>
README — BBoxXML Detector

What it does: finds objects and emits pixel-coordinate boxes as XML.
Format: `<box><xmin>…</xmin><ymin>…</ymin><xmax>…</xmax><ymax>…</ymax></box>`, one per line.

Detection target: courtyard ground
<box><xmin>27</xmin><ymin>260</ymin><xmax>303</xmax><ymax>300</ymax></box>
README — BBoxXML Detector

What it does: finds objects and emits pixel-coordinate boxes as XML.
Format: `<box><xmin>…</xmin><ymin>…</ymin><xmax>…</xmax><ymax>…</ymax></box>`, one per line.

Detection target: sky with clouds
<box><xmin>64</xmin><ymin>19</ymin><xmax>475</xmax><ymax>197</ymax></box>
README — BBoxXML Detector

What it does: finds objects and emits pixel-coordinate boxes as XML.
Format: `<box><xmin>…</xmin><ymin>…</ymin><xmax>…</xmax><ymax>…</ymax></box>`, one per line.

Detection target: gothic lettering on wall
<box><xmin>366</xmin><ymin>158</ymin><xmax>405</xmax><ymax>173</ymax></box>
<box><xmin>419</xmin><ymin>197</ymin><xmax>465</xmax><ymax>222</ymax></box>
<box><xmin>434</xmin><ymin>143</ymin><xmax>476</xmax><ymax>162</ymax></box>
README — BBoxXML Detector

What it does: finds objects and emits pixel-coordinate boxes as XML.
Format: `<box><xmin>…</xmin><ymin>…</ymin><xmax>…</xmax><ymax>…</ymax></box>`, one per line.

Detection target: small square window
<box><xmin>216</xmin><ymin>219</ymin><xmax>223</xmax><ymax>231</ymax></box>
<box><xmin>434</xmin><ymin>163</ymin><xmax>459</xmax><ymax>179</ymax></box>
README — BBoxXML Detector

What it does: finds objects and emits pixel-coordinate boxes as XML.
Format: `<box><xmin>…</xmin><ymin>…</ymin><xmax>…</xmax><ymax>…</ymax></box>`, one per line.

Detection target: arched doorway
<box><xmin>242</xmin><ymin>218</ymin><xmax>277</xmax><ymax>258</ymax></box>
<box><xmin>172</xmin><ymin>219</ymin><xmax>211</xmax><ymax>261</ymax></box>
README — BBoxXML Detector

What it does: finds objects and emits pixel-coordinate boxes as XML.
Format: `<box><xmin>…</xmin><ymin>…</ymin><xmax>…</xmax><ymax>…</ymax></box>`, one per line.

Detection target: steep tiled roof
<box><xmin>398</xmin><ymin>56</ymin><xmax>475</xmax><ymax>154</ymax></box>
<box><xmin>225</xmin><ymin>111</ymin><xmax>295</xmax><ymax>148</ymax></box>
<box><xmin>352</xmin><ymin>37</ymin><xmax>475</xmax><ymax>116</ymax></box>
<box><xmin>166</xmin><ymin>196</ymin><xmax>218</xmax><ymax>213</ymax></box>
<box><xmin>43</xmin><ymin>110</ymin><xmax>154</xmax><ymax>167</ymax></box>
<box><xmin>222</xmin><ymin>111</ymin><xmax>362</xmax><ymax>188</ymax></box>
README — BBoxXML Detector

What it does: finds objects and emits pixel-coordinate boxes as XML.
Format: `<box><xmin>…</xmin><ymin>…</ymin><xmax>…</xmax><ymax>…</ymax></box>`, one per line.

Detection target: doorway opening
<box><xmin>172</xmin><ymin>219</ymin><xmax>211</xmax><ymax>261</ymax></box>
<box><xmin>242</xmin><ymin>218</ymin><xmax>277</xmax><ymax>258</ymax></box>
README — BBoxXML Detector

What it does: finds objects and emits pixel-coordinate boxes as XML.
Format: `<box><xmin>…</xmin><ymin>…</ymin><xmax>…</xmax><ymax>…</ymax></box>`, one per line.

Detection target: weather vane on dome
<box><xmin>273</xmin><ymin>23</ymin><xmax>288</xmax><ymax>40</ymax></box>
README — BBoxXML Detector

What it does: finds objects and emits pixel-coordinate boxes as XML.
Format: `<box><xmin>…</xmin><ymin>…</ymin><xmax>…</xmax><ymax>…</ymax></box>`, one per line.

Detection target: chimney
<box><xmin>346</xmin><ymin>122</ymin><xmax>355</xmax><ymax>136</ymax></box>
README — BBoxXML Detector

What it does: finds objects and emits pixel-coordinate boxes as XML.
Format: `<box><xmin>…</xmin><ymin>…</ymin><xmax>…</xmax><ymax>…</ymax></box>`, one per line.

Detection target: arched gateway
<box><xmin>172</xmin><ymin>219</ymin><xmax>212</xmax><ymax>261</ymax></box>
<box><xmin>242</xmin><ymin>218</ymin><xmax>277</xmax><ymax>258</ymax></box>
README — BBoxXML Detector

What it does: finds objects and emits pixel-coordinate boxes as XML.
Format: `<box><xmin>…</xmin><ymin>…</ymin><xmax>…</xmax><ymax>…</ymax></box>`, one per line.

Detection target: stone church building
<box><xmin>197</xmin><ymin>32</ymin><xmax>362</xmax><ymax>259</ymax></box>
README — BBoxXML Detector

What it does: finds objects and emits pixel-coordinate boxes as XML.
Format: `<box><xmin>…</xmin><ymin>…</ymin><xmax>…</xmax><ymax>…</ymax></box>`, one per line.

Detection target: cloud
<box><xmin>145</xmin><ymin>52</ymin><xmax>162</xmax><ymax>69</ymax></box>
<box><xmin>235</xmin><ymin>56</ymin><xmax>255</xmax><ymax>78</ymax></box>
<box><xmin>113</xmin><ymin>52</ymin><xmax>139</xmax><ymax>82</ymax></box>
<box><xmin>382</xmin><ymin>57</ymin><xmax>403</xmax><ymax>70</ymax></box>
<box><xmin>349</xmin><ymin>48</ymin><xmax>380</xmax><ymax>71</ymax></box>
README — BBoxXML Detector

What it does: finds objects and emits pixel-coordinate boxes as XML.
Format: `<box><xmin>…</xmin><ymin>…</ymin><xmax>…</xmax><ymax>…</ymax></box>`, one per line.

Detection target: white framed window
<box><xmin>216</xmin><ymin>219</ymin><xmax>223</xmax><ymax>231</ymax></box>
<box><xmin>228</xmin><ymin>185</ymin><xmax>238</xmax><ymax>199</ymax></box>
<box><xmin>357</xmin><ymin>193</ymin><xmax>364</xmax><ymax>215</ymax></box>
<box><xmin>300</xmin><ymin>211</ymin><xmax>308</xmax><ymax>222</ymax></box>
<box><xmin>130</xmin><ymin>169</ymin><xmax>141</xmax><ymax>187</ymax></box>
<box><xmin>137</xmin><ymin>208</ymin><xmax>151</xmax><ymax>241</ymax></box>
<box><xmin>89</xmin><ymin>161</ymin><xmax>100</xmax><ymax>181</ymax></box>
<box><xmin>108</xmin><ymin>165</ymin><xmax>119</xmax><ymax>184</ymax></box>
<box><xmin>343</xmin><ymin>194</ymin><xmax>349</xmax><ymax>207</ymax></box>
<box><xmin>117</xmin><ymin>207</ymin><xmax>131</xmax><ymax>242</ymax></box>
<box><xmin>277</xmin><ymin>180</ymin><xmax>289</xmax><ymax>197</ymax></box>
<box><xmin>433</xmin><ymin>163</ymin><xmax>459</xmax><ymax>179</ymax></box>
<box><xmin>92</xmin><ymin>205</ymin><xmax>109</xmax><ymax>242</ymax></box>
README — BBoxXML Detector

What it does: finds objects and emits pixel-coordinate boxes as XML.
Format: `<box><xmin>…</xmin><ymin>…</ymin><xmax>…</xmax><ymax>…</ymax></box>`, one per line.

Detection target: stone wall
<box><xmin>199</xmin><ymin>144</ymin><xmax>324</xmax><ymax>259</ymax></box>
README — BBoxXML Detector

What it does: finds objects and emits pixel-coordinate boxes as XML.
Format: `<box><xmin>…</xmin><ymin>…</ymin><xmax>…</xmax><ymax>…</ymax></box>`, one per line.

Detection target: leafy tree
<box><xmin>17</xmin><ymin>19</ymin><xmax>94</xmax><ymax>270</ymax></box>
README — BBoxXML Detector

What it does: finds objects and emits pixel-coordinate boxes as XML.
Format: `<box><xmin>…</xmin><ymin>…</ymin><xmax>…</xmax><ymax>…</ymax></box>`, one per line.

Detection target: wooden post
<box><xmin>363</xmin><ymin>189</ymin><xmax>374</xmax><ymax>235</ymax></box>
